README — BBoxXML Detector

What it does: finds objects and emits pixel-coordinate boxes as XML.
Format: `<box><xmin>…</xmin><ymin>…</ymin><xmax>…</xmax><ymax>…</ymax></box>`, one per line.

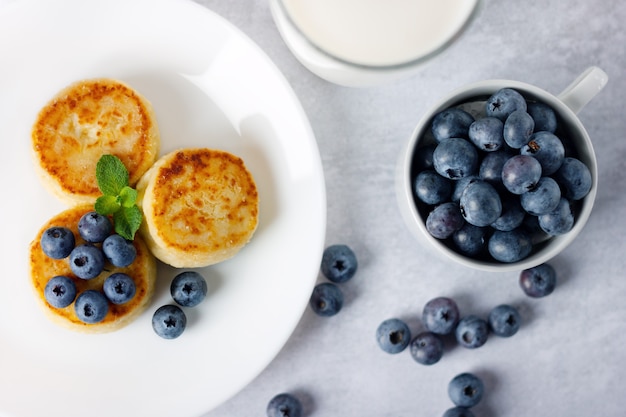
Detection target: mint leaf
<box><xmin>113</xmin><ymin>205</ymin><xmax>143</xmax><ymax>240</ymax></box>
<box><xmin>95</xmin><ymin>195</ymin><xmax>121</xmax><ymax>215</ymax></box>
<box><xmin>118</xmin><ymin>186</ymin><xmax>138</xmax><ymax>208</ymax></box>
<box><xmin>96</xmin><ymin>155</ymin><xmax>129</xmax><ymax>196</ymax></box>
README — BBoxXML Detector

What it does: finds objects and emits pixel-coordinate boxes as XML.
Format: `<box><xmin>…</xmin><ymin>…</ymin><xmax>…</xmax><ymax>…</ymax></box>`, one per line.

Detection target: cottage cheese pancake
<box><xmin>31</xmin><ymin>78</ymin><xmax>160</xmax><ymax>205</ymax></box>
<box><xmin>136</xmin><ymin>148</ymin><xmax>259</xmax><ymax>268</ymax></box>
<box><xmin>29</xmin><ymin>205</ymin><xmax>157</xmax><ymax>333</ymax></box>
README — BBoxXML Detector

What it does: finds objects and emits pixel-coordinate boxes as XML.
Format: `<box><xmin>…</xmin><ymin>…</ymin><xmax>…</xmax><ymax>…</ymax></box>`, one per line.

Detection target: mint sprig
<box><xmin>95</xmin><ymin>155</ymin><xmax>143</xmax><ymax>240</ymax></box>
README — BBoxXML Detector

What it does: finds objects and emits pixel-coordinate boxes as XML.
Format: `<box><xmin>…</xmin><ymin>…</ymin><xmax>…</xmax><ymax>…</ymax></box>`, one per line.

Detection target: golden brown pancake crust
<box><xmin>29</xmin><ymin>205</ymin><xmax>156</xmax><ymax>333</ymax></box>
<box><xmin>31</xmin><ymin>78</ymin><xmax>160</xmax><ymax>204</ymax></box>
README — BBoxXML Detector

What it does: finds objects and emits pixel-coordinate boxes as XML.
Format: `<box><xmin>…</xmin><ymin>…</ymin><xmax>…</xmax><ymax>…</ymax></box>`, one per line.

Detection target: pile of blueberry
<box><xmin>413</xmin><ymin>88</ymin><xmax>592</xmax><ymax>263</ymax></box>
<box><xmin>152</xmin><ymin>271</ymin><xmax>208</xmax><ymax>339</ymax></box>
<box><xmin>308</xmin><ymin>244</ymin><xmax>358</xmax><ymax>317</ymax></box>
<box><xmin>41</xmin><ymin>211</ymin><xmax>138</xmax><ymax>323</ymax></box>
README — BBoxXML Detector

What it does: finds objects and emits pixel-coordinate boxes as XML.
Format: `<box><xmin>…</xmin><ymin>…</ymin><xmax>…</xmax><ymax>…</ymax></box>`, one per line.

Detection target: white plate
<box><xmin>0</xmin><ymin>1</ymin><xmax>326</xmax><ymax>416</ymax></box>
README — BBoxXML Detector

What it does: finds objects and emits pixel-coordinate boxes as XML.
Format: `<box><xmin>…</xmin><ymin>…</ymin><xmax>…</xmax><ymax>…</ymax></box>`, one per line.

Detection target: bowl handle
<box><xmin>557</xmin><ymin>66</ymin><xmax>608</xmax><ymax>114</ymax></box>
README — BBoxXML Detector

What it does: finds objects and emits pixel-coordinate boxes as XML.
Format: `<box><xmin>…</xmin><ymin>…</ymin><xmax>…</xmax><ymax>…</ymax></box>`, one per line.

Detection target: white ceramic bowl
<box><xmin>396</xmin><ymin>67</ymin><xmax>608</xmax><ymax>272</ymax></box>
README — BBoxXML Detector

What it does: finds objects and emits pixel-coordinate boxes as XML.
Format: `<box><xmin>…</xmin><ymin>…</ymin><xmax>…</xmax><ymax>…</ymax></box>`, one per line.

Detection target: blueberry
<box><xmin>488</xmin><ymin>304</ymin><xmax>521</xmax><ymax>337</ymax></box>
<box><xmin>425</xmin><ymin>202</ymin><xmax>465</xmax><ymax>240</ymax></box>
<box><xmin>520</xmin><ymin>177</ymin><xmax>561</xmax><ymax>216</ymax></box>
<box><xmin>503</xmin><ymin>110</ymin><xmax>535</xmax><ymax>148</ymax></box>
<box><xmin>479</xmin><ymin>150</ymin><xmax>513</xmax><ymax>191</ymax></box>
<box><xmin>267</xmin><ymin>393</ymin><xmax>302</xmax><ymax>417</ymax></box>
<box><xmin>455</xmin><ymin>315</ymin><xmax>489</xmax><ymax>349</ymax></box>
<box><xmin>452</xmin><ymin>223</ymin><xmax>488</xmax><ymax>256</ymax></box>
<box><xmin>74</xmin><ymin>290</ymin><xmax>109</xmax><ymax>324</ymax></box>
<box><xmin>102</xmin><ymin>234</ymin><xmax>137</xmax><ymax>268</ymax></box>
<box><xmin>468</xmin><ymin>116</ymin><xmax>504</xmax><ymax>151</ymax></box>
<box><xmin>69</xmin><ymin>244</ymin><xmax>105</xmax><ymax>279</ymax></box>
<box><xmin>77</xmin><ymin>211</ymin><xmax>112</xmax><ymax>243</ymax></box>
<box><xmin>152</xmin><ymin>304</ymin><xmax>187</xmax><ymax>339</ymax></box>
<box><xmin>488</xmin><ymin>229</ymin><xmax>532</xmax><ymax>263</ymax></box>
<box><xmin>553</xmin><ymin>157</ymin><xmax>592</xmax><ymax>200</ymax></box>
<box><xmin>413</xmin><ymin>144</ymin><xmax>437</xmax><ymax>171</ymax></box>
<box><xmin>451</xmin><ymin>176</ymin><xmax>478</xmax><ymax>203</ymax></box>
<box><xmin>520</xmin><ymin>263</ymin><xmax>557</xmax><ymax>297</ymax></box>
<box><xmin>414</xmin><ymin>170</ymin><xmax>452</xmax><ymax>205</ymax></box>
<box><xmin>309</xmin><ymin>283</ymin><xmax>343</xmax><ymax>316</ymax></box>
<box><xmin>521</xmin><ymin>131</ymin><xmax>565</xmax><ymax>176</ymax></box>
<box><xmin>485</xmin><ymin>88</ymin><xmax>527</xmax><ymax>121</ymax></box>
<box><xmin>320</xmin><ymin>244</ymin><xmax>357</xmax><ymax>283</ymax></box>
<box><xmin>433</xmin><ymin>138</ymin><xmax>479</xmax><ymax>180</ymax></box>
<box><xmin>431</xmin><ymin>107</ymin><xmax>475</xmax><ymax>142</ymax></box>
<box><xmin>103</xmin><ymin>273</ymin><xmax>136</xmax><ymax>305</ymax></box>
<box><xmin>501</xmin><ymin>155</ymin><xmax>542</xmax><ymax>195</ymax></box>
<box><xmin>491</xmin><ymin>196</ymin><xmax>525</xmax><ymax>232</ymax></box>
<box><xmin>409</xmin><ymin>331</ymin><xmax>444</xmax><ymax>365</ymax></box>
<box><xmin>443</xmin><ymin>407</ymin><xmax>476</xmax><ymax>417</ymax></box>
<box><xmin>170</xmin><ymin>271</ymin><xmax>208</xmax><ymax>307</ymax></box>
<box><xmin>40</xmin><ymin>227</ymin><xmax>75</xmax><ymax>259</ymax></box>
<box><xmin>44</xmin><ymin>276</ymin><xmax>77</xmax><ymax>308</ymax></box>
<box><xmin>448</xmin><ymin>372</ymin><xmax>484</xmax><ymax>408</ymax></box>
<box><xmin>422</xmin><ymin>296</ymin><xmax>460</xmax><ymax>335</ymax></box>
<box><xmin>459</xmin><ymin>180</ymin><xmax>502</xmax><ymax>227</ymax></box>
<box><xmin>538</xmin><ymin>197</ymin><xmax>574</xmax><ymax>236</ymax></box>
<box><xmin>527</xmin><ymin>102</ymin><xmax>557</xmax><ymax>133</ymax></box>
<box><xmin>376</xmin><ymin>318</ymin><xmax>411</xmax><ymax>354</ymax></box>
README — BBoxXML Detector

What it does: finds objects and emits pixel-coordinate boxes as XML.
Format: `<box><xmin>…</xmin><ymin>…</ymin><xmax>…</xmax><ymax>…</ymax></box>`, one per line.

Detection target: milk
<box><xmin>280</xmin><ymin>0</ymin><xmax>479</xmax><ymax>67</ymax></box>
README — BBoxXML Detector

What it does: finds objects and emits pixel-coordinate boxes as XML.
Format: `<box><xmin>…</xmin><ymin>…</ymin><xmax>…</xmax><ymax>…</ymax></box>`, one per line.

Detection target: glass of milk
<box><xmin>269</xmin><ymin>0</ymin><xmax>481</xmax><ymax>87</ymax></box>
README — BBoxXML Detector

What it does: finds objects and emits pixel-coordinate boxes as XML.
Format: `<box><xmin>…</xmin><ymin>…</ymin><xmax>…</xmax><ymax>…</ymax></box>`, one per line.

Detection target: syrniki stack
<box><xmin>29</xmin><ymin>205</ymin><xmax>157</xmax><ymax>333</ymax></box>
<box><xmin>31</xmin><ymin>78</ymin><xmax>160</xmax><ymax>205</ymax></box>
<box><xmin>136</xmin><ymin>148</ymin><xmax>259</xmax><ymax>268</ymax></box>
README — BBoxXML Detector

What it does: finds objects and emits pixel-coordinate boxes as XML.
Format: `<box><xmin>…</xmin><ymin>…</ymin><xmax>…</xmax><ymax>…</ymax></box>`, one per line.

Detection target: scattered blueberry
<box><xmin>77</xmin><ymin>211</ymin><xmax>112</xmax><ymax>243</ymax></box>
<box><xmin>521</xmin><ymin>131</ymin><xmax>565</xmax><ymax>176</ymax></box>
<box><xmin>309</xmin><ymin>283</ymin><xmax>343</xmax><ymax>316</ymax></box>
<box><xmin>409</xmin><ymin>331</ymin><xmax>444</xmax><ymax>365</ymax></box>
<box><xmin>431</xmin><ymin>107</ymin><xmax>475</xmax><ymax>142</ymax></box>
<box><xmin>152</xmin><ymin>304</ymin><xmax>187</xmax><ymax>339</ymax></box>
<box><xmin>40</xmin><ymin>227</ymin><xmax>75</xmax><ymax>259</ymax></box>
<box><xmin>520</xmin><ymin>263</ymin><xmax>557</xmax><ymax>297</ymax></box>
<box><xmin>455</xmin><ymin>315</ymin><xmax>489</xmax><ymax>349</ymax></box>
<box><xmin>433</xmin><ymin>138</ymin><xmax>479</xmax><ymax>180</ymax></box>
<box><xmin>459</xmin><ymin>180</ymin><xmax>502</xmax><ymax>227</ymax></box>
<box><xmin>468</xmin><ymin>116</ymin><xmax>504</xmax><ymax>151</ymax></box>
<box><xmin>414</xmin><ymin>170</ymin><xmax>453</xmax><ymax>205</ymax></box>
<box><xmin>103</xmin><ymin>272</ymin><xmax>136</xmax><ymax>305</ymax></box>
<box><xmin>170</xmin><ymin>271</ymin><xmax>208</xmax><ymax>307</ymax></box>
<box><xmin>376</xmin><ymin>318</ymin><xmax>411</xmax><ymax>354</ymax></box>
<box><xmin>520</xmin><ymin>176</ymin><xmax>561</xmax><ymax>216</ymax></box>
<box><xmin>503</xmin><ymin>109</ymin><xmax>535</xmax><ymax>148</ymax></box>
<box><xmin>538</xmin><ymin>197</ymin><xmax>574</xmax><ymax>235</ymax></box>
<box><xmin>448</xmin><ymin>372</ymin><xmax>484</xmax><ymax>408</ymax></box>
<box><xmin>501</xmin><ymin>155</ymin><xmax>542</xmax><ymax>195</ymax></box>
<box><xmin>488</xmin><ymin>229</ymin><xmax>532</xmax><ymax>263</ymax></box>
<box><xmin>44</xmin><ymin>276</ymin><xmax>77</xmax><ymax>308</ymax></box>
<box><xmin>74</xmin><ymin>290</ymin><xmax>109</xmax><ymax>324</ymax></box>
<box><xmin>320</xmin><ymin>244</ymin><xmax>358</xmax><ymax>284</ymax></box>
<box><xmin>69</xmin><ymin>244</ymin><xmax>105</xmax><ymax>279</ymax></box>
<box><xmin>485</xmin><ymin>88</ymin><xmax>527</xmax><ymax>120</ymax></box>
<box><xmin>488</xmin><ymin>304</ymin><xmax>521</xmax><ymax>337</ymax></box>
<box><xmin>443</xmin><ymin>407</ymin><xmax>476</xmax><ymax>417</ymax></box>
<box><xmin>553</xmin><ymin>157</ymin><xmax>592</xmax><ymax>200</ymax></box>
<box><xmin>423</xmin><ymin>296</ymin><xmax>460</xmax><ymax>335</ymax></box>
<box><xmin>267</xmin><ymin>393</ymin><xmax>303</xmax><ymax>417</ymax></box>
<box><xmin>426</xmin><ymin>202</ymin><xmax>465</xmax><ymax>239</ymax></box>
<box><xmin>102</xmin><ymin>234</ymin><xmax>137</xmax><ymax>267</ymax></box>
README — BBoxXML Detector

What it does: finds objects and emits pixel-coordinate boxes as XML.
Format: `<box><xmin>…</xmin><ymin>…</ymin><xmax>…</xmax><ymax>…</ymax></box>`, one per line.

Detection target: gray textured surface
<box><xmin>192</xmin><ymin>1</ymin><xmax>626</xmax><ymax>416</ymax></box>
